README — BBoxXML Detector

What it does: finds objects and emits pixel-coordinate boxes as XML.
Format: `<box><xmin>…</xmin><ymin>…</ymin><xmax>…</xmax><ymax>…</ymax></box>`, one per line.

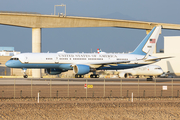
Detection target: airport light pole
<box><xmin>54</xmin><ymin>4</ymin><xmax>66</xmax><ymax>16</ymax></box>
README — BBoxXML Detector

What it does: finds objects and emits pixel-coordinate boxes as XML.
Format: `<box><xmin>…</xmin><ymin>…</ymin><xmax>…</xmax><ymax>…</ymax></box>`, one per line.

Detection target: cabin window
<box><xmin>117</xmin><ymin>58</ymin><xmax>128</xmax><ymax>60</ymax></box>
<box><xmin>59</xmin><ymin>58</ymin><xmax>68</xmax><ymax>60</ymax></box>
<box><xmin>88</xmin><ymin>58</ymin><xmax>103</xmax><ymax>60</ymax></box>
<box><xmin>73</xmin><ymin>58</ymin><xmax>86</xmax><ymax>60</ymax></box>
<box><xmin>46</xmin><ymin>58</ymin><xmax>53</xmax><ymax>60</ymax></box>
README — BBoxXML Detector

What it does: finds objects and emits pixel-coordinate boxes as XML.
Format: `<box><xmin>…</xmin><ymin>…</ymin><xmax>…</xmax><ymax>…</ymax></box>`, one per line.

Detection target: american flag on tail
<box><xmin>150</xmin><ymin>39</ymin><xmax>156</xmax><ymax>43</ymax></box>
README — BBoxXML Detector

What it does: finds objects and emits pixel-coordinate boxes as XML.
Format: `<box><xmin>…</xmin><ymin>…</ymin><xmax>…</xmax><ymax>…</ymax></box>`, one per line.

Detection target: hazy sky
<box><xmin>0</xmin><ymin>0</ymin><xmax>180</xmax><ymax>53</ymax></box>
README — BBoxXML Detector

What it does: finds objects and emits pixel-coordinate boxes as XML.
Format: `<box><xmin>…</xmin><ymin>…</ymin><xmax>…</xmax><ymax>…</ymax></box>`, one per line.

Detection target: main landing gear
<box><xmin>147</xmin><ymin>76</ymin><xmax>153</xmax><ymax>81</ymax></box>
<box><xmin>90</xmin><ymin>71</ymin><xmax>99</xmax><ymax>78</ymax></box>
<box><xmin>75</xmin><ymin>72</ymin><xmax>100</xmax><ymax>78</ymax></box>
<box><xmin>90</xmin><ymin>74</ymin><xmax>99</xmax><ymax>78</ymax></box>
<box><xmin>75</xmin><ymin>74</ymin><xmax>84</xmax><ymax>78</ymax></box>
<box><xmin>75</xmin><ymin>74</ymin><xmax>100</xmax><ymax>78</ymax></box>
<box><xmin>23</xmin><ymin>68</ymin><xmax>28</xmax><ymax>78</ymax></box>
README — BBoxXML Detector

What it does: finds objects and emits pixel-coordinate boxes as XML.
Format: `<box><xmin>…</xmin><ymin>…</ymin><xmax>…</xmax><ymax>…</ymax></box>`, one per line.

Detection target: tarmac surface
<box><xmin>0</xmin><ymin>78</ymin><xmax>180</xmax><ymax>85</ymax></box>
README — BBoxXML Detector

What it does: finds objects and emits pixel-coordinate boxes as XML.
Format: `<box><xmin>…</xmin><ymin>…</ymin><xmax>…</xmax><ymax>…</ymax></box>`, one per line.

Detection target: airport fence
<box><xmin>0</xmin><ymin>66</ymin><xmax>10</xmax><ymax>76</ymax></box>
<box><xmin>0</xmin><ymin>78</ymin><xmax>180</xmax><ymax>99</ymax></box>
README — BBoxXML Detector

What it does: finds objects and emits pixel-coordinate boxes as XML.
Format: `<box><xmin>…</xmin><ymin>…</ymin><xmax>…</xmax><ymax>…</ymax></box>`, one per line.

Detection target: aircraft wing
<box><xmin>88</xmin><ymin>61</ymin><xmax>130</xmax><ymax>68</ymax></box>
<box><xmin>144</xmin><ymin>56</ymin><xmax>173</xmax><ymax>62</ymax></box>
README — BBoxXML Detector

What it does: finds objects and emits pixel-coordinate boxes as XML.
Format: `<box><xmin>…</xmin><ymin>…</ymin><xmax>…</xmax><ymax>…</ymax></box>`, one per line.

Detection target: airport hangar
<box><xmin>1</xmin><ymin>12</ymin><xmax>180</xmax><ymax>78</ymax></box>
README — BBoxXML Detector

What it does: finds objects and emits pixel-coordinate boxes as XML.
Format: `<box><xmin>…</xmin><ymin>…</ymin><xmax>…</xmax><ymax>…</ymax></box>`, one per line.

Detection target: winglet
<box><xmin>131</xmin><ymin>26</ymin><xmax>161</xmax><ymax>56</ymax></box>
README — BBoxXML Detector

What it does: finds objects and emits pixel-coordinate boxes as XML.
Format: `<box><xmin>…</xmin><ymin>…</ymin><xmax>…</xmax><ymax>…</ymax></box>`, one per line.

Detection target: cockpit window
<box><xmin>10</xmin><ymin>58</ymin><xmax>19</xmax><ymax>60</ymax></box>
<box><xmin>155</xmin><ymin>68</ymin><xmax>161</xmax><ymax>69</ymax></box>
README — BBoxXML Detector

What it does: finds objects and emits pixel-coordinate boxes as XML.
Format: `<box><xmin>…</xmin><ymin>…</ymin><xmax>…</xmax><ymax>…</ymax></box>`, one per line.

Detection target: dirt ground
<box><xmin>1</xmin><ymin>98</ymin><xmax>180</xmax><ymax>120</ymax></box>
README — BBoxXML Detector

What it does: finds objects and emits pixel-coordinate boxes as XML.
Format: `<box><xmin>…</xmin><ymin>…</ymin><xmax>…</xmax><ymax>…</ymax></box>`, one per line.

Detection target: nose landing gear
<box><xmin>23</xmin><ymin>68</ymin><xmax>28</xmax><ymax>78</ymax></box>
<box><xmin>23</xmin><ymin>75</ymin><xmax>28</xmax><ymax>78</ymax></box>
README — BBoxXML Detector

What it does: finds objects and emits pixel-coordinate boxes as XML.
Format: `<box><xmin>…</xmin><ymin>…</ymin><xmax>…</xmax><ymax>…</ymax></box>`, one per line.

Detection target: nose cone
<box><xmin>5</xmin><ymin>60</ymin><xmax>22</xmax><ymax>68</ymax></box>
<box><xmin>5</xmin><ymin>60</ymin><xmax>12</xmax><ymax>67</ymax></box>
<box><xmin>158</xmin><ymin>69</ymin><xmax>164</xmax><ymax>75</ymax></box>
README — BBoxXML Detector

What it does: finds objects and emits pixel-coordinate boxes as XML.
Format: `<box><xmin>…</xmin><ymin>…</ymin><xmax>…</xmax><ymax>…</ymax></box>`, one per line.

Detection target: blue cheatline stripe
<box><xmin>6</xmin><ymin>60</ymin><xmax>72</xmax><ymax>69</ymax></box>
<box><xmin>6</xmin><ymin>60</ymin><xmax>148</xmax><ymax>72</ymax></box>
<box><xmin>130</xmin><ymin>27</ymin><xmax>156</xmax><ymax>55</ymax></box>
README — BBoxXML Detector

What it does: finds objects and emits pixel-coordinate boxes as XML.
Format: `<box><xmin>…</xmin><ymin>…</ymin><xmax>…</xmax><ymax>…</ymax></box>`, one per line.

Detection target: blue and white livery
<box><xmin>6</xmin><ymin>26</ymin><xmax>170</xmax><ymax>78</ymax></box>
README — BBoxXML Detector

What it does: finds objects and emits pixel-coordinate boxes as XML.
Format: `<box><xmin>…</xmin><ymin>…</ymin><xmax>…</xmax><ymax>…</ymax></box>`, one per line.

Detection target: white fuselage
<box><xmin>115</xmin><ymin>65</ymin><xmax>163</xmax><ymax>78</ymax></box>
<box><xmin>6</xmin><ymin>52</ymin><xmax>157</xmax><ymax>68</ymax></box>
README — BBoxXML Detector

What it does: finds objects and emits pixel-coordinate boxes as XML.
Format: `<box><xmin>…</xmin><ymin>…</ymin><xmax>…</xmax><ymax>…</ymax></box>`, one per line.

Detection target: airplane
<box><xmin>105</xmin><ymin>65</ymin><xmax>163</xmax><ymax>80</ymax></box>
<box><xmin>5</xmin><ymin>26</ymin><xmax>171</xmax><ymax>78</ymax></box>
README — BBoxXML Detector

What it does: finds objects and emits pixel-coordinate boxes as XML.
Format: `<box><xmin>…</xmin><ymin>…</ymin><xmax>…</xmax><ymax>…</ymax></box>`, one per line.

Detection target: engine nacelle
<box><xmin>119</xmin><ymin>72</ymin><xmax>130</xmax><ymax>78</ymax></box>
<box><xmin>45</xmin><ymin>68</ymin><xmax>62</xmax><ymax>75</ymax></box>
<box><xmin>73</xmin><ymin>64</ymin><xmax>90</xmax><ymax>75</ymax></box>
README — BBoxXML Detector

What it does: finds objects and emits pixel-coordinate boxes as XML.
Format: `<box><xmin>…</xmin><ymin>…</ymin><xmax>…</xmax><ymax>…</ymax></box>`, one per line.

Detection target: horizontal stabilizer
<box><xmin>145</xmin><ymin>56</ymin><xmax>173</xmax><ymax>62</ymax></box>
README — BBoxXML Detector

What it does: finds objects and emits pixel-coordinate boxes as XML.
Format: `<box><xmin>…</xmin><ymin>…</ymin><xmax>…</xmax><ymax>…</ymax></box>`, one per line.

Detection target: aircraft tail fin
<box><xmin>131</xmin><ymin>26</ymin><xmax>161</xmax><ymax>56</ymax></box>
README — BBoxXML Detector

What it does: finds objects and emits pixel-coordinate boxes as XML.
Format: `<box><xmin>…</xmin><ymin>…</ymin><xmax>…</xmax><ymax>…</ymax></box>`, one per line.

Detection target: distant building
<box><xmin>0</xmin><ymin>47</ymin><xmax>20</xmax><ymax>56</ymax></box>
<box><xmin>0</xmin><ymin>47</ymin><xmax>21</xmax><ymax>76</ymax></box>
<box><xmin>0</xmin><ymin>47</ymin><xmax>14</xmax><ymax>51</ymax></box>
<box><xmin>153</xmin><ymin>36</ymin><xmax>180</xmax><ymax>77</ymax></box>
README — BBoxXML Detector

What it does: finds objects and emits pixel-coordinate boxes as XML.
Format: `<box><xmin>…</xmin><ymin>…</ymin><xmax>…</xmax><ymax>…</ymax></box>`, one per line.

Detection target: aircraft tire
<box><xmin>75</xmin><ymin>74</ymin><xmax>79</xmax><ymax>78</ymax></box>
<box><xmin>90</xmin><ymin>75</ymin><xmax>93</xmax><ymax>78</ymax></box>
<box><xmin>147</xmin><ymin>78</ymin><xmax>153</xmax><ymax>81</ymax></box>
<box><xmin>80</xmin><ymin>75</ymin><xmax>84</xmax><ymax>78</ymax></box>
<box><xmin>23</xmin><ymin>75</ymin><xmax>28</xmax><ymax>78</ymax></box>
<box><xmin>95</xmin><ymin>74</ymin><xmax>99</xmax><ymax>78</ymax></box>
<box><xmin>75</xmin><ymin>74</ymin><xmax>84</xmax><ymax>78</ymax></box>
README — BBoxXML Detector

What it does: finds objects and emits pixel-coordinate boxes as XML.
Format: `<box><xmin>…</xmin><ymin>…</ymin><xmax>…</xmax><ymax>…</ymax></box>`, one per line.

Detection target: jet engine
<box><xmin>73</xmin><ymin>64</ymin><xmax>91</xmax><ymax>75</ymax></box>
<box><xmin>119</xmin><ymin>72</ymin><xmax>130</xmax><ymax>78</ymax></box>
<box><xmin>45</xmin><ymin>68</ymin><xmax>62</xmax><ymax>75</ymax></box>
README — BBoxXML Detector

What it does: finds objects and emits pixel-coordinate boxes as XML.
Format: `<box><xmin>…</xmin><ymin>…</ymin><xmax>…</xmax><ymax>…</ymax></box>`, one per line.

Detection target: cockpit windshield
<box><xmin>10</xmin><ymin>58</ymin><xmax>19</xmax><ymax>60</ymax></box>
<box><xmin>155</xmin><ymin>68</ymin><xmax>161</xmax><ymax>70</ymax></box>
